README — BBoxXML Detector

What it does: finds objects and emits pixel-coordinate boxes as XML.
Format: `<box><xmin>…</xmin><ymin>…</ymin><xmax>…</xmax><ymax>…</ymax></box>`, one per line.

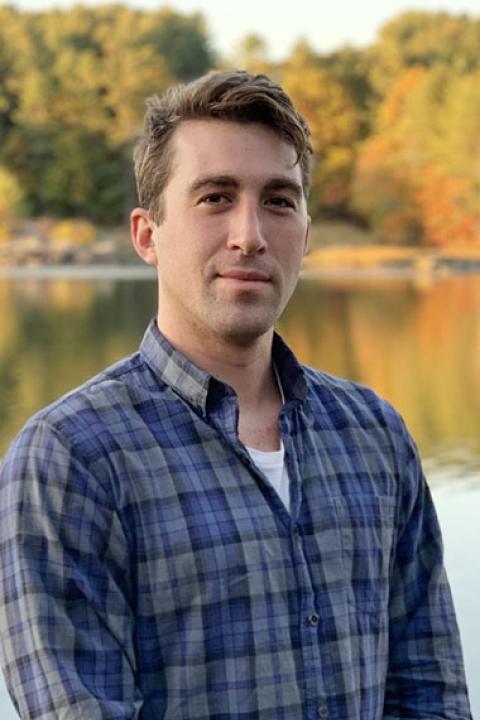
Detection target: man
<box><xmin>0</xmin><ymin>71</ymin><xmax>471</xmax><ymax>719</ymax></box>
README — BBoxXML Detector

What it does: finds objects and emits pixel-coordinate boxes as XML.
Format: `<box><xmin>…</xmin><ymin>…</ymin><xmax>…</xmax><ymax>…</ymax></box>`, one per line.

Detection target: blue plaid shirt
<box><xmin>0</xmin><ymin>321</ymin><xmax>471</xmax><ymax>719</ymax></box>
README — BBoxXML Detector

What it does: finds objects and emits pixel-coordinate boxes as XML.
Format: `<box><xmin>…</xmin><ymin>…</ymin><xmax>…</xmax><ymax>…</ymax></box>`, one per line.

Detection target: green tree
<box><xmin>0</xmin><ymin>7</ymin><xmax>26</xmax><ymax>146</ymax></box>
<box><xmin>229</xmin><ymin>33</ymin><xmax>273</xmax><ymax>75</ymax></box>
<box><xmin>320</xmin><ymin>45</ymin><xmax>375</xmax><ymax>138</ymax></box>
<box><xmin>368</xmin><ymin>11</ymin><xmax>480</xmax><ymax>97</ymax></box>
<box><xmin>144</xmin><ymin>8</ymin><xmax>215</xmax><ymax>81</ymax></box>
<box><xmin>0</xmin><ymin>5</ymin><xmax>215</xmax><ymax>223</ymax></box>
<box><xmin>0</xmin><ymin>166</ymin><xmax>24</xmax><ymax>218</ymax></box>
<box><xmin>281</xmin><ymin>44</ymin><xmax>360</xmax><ymax>218</ymax></box>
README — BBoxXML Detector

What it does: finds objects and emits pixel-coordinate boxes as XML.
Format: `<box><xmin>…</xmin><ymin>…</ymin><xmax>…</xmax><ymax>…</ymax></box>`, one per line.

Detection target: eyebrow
<box><xmin>263</xmin><ymin>177</ymin><xmax>303</xmax><ymax>199</ymax></box>
<box><xmin>188</xmin><ymin>175</ymin><xmax>239</xmax><ymax>195</ymax></box>
<box><xmin>188</xmin><ymin>174</ymin><xmax>303</xmax><ymax>199</ymax></box>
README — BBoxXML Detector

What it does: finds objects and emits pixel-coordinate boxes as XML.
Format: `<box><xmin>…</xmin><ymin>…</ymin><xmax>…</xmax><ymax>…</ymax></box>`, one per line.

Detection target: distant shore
<box><xmin>0</xmin><ymin>223</ymin><xmax>133</xmax><ymax>268</ymax></box>
<box><xmin>1</xmin><ymin>220</ymin><xmax>480</xmax><ymax>278</ymax></box>
<box><xmin>0</xmin><ymin>264</ymin><xmax>155</xmax><ymax>279</ymax></box>
<box><xmin>303</xmin><ymin>244</ymin><xmax>480</xmax><ymax>278</ymax></box>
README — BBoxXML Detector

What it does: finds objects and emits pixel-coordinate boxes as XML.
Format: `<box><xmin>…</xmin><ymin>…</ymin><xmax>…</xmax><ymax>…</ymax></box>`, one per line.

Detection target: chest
<box><xmin>111</xmin><ymin>425</ymin><xmax>397</xmax><ymax>624</ymax></box>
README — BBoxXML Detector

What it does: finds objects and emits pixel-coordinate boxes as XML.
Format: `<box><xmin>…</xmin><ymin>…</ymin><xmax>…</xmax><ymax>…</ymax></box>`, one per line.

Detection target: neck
<box><xmin>156</xmin><ymin>315</ymin><xmax>283</xmax><ymax>451</ymax></box>
<box><xmin>158</xmin><ymin>314</ymin><xmax>275</xmax><ymax>398</ymax></box>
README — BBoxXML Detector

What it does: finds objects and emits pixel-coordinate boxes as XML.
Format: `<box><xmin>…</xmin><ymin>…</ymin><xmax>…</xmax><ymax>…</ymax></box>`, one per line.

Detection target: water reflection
<box><xmin>0</xmin><ymin>277</ymin><xmax>155</xmax><ymax>456</ymax></box>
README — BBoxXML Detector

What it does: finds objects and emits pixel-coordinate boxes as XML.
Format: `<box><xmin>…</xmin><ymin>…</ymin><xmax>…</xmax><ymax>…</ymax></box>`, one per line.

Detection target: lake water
<box><xmin>0</xmin><ymin>269</ymin><xmax>479</xmax><ymax>717</ymax></box>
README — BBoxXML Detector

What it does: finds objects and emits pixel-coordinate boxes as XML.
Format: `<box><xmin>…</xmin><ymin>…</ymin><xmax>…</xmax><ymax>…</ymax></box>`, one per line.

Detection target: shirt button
<box><xmin>318</xmin><ymin>705</ymin><xmax>329</xmax><ymax>718</ymax></box>
<box><xmin>307</xmin><ymin>613</ymin><xmax>319</xmax><ymax>626</ymax></box>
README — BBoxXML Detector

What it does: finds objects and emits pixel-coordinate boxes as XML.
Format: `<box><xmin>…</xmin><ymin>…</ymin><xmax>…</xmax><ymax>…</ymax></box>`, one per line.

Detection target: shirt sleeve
<box><xmin>0</xmin><ymin>419</ymin><xmax>142</xmax><ymax>720</ymax></box>
<box><xmin>383</xmin><ymin>422</ymin><xmax>472</xmax><ymax>720</ymax></box>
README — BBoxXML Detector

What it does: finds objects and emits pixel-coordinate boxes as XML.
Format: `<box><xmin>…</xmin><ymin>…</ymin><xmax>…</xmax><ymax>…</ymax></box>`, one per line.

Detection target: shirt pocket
<box><xmin>333</xmin><ymin>493</ymin><xmax>396</xmax><ymax>614</ymax></box>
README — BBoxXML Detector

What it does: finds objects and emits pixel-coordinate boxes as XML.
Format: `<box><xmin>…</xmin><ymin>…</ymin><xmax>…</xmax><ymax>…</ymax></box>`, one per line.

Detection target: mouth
<box><xmin>217</xmin><ymin>270</ymin><xmax>271</xmax><ymax>284</ymax></box>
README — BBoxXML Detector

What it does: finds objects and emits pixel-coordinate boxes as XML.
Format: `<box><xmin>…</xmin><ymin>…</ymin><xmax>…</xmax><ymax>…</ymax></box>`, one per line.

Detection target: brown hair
<box><xmin>133</xmin><ymin>70</ymin><xmax>313</xmax><ymax>221</ymax></box>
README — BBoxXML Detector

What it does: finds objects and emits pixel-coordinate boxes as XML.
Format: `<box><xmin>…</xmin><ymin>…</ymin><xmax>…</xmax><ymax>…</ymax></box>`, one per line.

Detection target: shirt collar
<box><xmin>139</xmin><ymin>319</ymin><xmax>307</xmax><ymax>414</ymax></box>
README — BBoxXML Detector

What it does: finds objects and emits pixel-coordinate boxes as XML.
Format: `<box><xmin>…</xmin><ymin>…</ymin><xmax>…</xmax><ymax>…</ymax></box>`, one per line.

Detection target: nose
<box><xmin>227</xmin><ymin>200</ymin><xmax>267</xmax><ymax>255</ymax></box>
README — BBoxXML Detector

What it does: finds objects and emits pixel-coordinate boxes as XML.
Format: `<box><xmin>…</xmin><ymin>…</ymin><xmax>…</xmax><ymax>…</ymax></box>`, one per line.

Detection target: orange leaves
<box><xmin>281</xmin><ymin>65</ymin><xmax>358</xmax><ymax>152</ymax></box>
<box><xmin>415</xmin><ymin>165</ymin><xmax>480</xmax><ymax>247</ymax></box>
<box><xmin>352</xmin><ymin>135</ymin><xmax>422</xmax><ymax>244</ymax></box>
<box><xmin>281</xmin><ymin>59</ymin><xmax>360</xmax><ymax>216</ymax></box>
<box><xmin>353</xmin><ymin>62</ymin><xmax>480</xmax><ymax>246</ymax></box>
<box><xmin>379</xmin><ymin>66</ymin><xmax>427</xmax><ymax>130</ymax></box>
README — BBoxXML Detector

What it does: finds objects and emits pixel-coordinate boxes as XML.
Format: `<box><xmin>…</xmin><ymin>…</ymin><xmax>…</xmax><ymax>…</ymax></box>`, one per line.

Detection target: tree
<box><xmin>229</xmin><ymin>33</ymin><xmax>272</xmax><ymax>75</ymax></box>
<box><xmin>144</xmin><ymin>8</ymin><xmax>215</xmax><ymax>81</ymax></box>
<box><xmin>368</xmin><ymin>11</ymin><xmax>480</xmax><ymax>97</ymax></box>
<box><xmin>320</xmin><ymin>45</ymin><xmax>375</xmax><ymax>138</ymax></box>
<box><xmin>0</xmin><ymin>166</ymin><xmax>24</xmax><ymax>220</ymax></box>
<box><xmin>353</xmin><ymin>65</ymin><xmax>480</xmax><ymax>245</ymax></box>
<box><xmin>281</xmin><ymin>45</ymin><xmax>360</xmax><ymax>218</ymax></box>
<box><xmin>0</xmin><ymin>7</ymin><xmax>26</xmax><ymax>147</ymax></box>
<box><xmin>0</xmin><ymin>5</ymin><xmax>215</xmax><ymax>223</ymax></box>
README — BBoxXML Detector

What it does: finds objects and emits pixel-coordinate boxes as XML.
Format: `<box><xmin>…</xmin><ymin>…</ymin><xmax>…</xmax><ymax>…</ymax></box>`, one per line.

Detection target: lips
<box><xmin>218</xmin><ymin>269</ymin><xmax>271</xmax><ymax>282</ymax></box>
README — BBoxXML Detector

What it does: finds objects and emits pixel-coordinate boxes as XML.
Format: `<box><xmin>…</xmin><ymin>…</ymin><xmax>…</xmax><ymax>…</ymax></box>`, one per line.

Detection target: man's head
<box><xmin>131</xmin><ymin>70</ymin><xmax>312</xmax><ymax>352</ymax></box>
<box><xmin>133</xmin><ymin>70</ymin><xmax>313</xmax><ymax>222</ymax></box>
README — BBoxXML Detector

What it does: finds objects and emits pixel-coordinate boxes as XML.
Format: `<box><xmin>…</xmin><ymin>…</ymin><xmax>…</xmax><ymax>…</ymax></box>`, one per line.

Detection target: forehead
<box><xmin>167</xmin><ymin>119</ymin><xmax>301</xmax><ymax>187</ymax></box>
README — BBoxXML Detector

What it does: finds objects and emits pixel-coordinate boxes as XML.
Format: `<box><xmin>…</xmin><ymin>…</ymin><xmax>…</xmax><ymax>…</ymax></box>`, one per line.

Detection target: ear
<box><xmin>303</xmin><ymin>215</ymin><xmax>312</xmax><ymax>256</ymax></box>
<box><xmin>130</xmin><ymin>207</ymin><xmax>158</xmax><ymax>266</ymax></box>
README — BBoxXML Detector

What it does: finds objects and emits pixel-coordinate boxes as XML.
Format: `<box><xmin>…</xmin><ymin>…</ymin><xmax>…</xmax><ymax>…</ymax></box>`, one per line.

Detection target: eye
<box><xmin>200</xmin><ymin>193</ymin><xmax>231</xmax><ymax>206</ymax></box>
<box><xmin>266</xmin><ymin>196</ymin><xmax>296</xmax><ymax>209</ymax></box>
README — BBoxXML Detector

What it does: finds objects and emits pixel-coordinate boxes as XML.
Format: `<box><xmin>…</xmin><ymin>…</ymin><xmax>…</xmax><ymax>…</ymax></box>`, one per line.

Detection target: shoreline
<box><xmin>2</xmin><ymin>222</ymin><xmax>480</xmax><ymax>279</ymax></box>
<box><xmin>302</xmin><ymin>244</ymin><xmax>480</xmax><ymax>277</ymax></box>
<box><xmin>0</xmin><ymin>260</ymin><xmax>479</xmax><ymax>282</ymax></box>
<box><xmin>0</xmin><ymin>264</ymin><xmax>156</xmax><ymax>280</ymax></box>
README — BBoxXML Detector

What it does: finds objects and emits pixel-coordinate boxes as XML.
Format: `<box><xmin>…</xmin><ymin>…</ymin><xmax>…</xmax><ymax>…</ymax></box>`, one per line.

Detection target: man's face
<box><xmin>134</xmin><ymin>119</ymin><xmax>310</xmax><ymax>347</ymax></box>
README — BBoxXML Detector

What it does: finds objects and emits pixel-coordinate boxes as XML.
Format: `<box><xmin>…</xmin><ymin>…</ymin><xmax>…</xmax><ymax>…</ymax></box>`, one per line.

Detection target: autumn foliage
<box><xmin>1</xmin><ymin>7</ymin><xmax>480</xmax><ymax>246</ymax></box>
<box><xmin>280</xmin><ymin>45</ymin><xmax>359</xmax><ymax>218</ymax></box>
<box><xmin>352</xmin><ymin>53</ymin><xmax>480</xmax><ymax>245</ymax></box>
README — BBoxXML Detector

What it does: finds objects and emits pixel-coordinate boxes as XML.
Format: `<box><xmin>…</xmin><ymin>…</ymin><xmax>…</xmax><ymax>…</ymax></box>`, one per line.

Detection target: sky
<box><xmin>10</xmin><ymin>0</ymin><xmax>480</xmax><ymax>59</ymax></box>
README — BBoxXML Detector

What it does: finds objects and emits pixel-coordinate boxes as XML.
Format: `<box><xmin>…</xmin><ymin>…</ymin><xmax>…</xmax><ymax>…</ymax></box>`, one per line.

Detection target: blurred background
<box><xmin>0</xmin><ymin>0</ymin><xmax>479</xmax><ymax>716</ymax></box>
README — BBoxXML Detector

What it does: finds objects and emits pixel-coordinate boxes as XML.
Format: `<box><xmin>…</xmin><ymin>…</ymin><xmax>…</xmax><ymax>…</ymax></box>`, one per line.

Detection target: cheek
<box><xmin>279</xmin><ymin>248</ymin><xmax>305</xmax><ymax>294</ymax></box>
<box><xmin>159</xmin><ymin>246</ymin><xmax>208</xmax><ymax>293</ymax></box>
<box><xmin>277</xmin><ymin>238</ymin><xmax>306</xmax><ymax>268</ymax></box>
<box><xmin>156</xmin><ymin>250</ymin><xmax>186</xmax><ymax>291</ymax></box>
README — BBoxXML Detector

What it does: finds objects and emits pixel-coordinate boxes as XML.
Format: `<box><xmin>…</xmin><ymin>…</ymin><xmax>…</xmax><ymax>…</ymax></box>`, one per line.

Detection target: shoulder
<box><xmin>302</xmin><ymin>365</ymin><xmax>418</xmax><ymax>465</ymax></box>
<box><xmin>1</xmin><ymin>350</ymin><xmax>157</xmax><ymax>473</ymax></box>
<box><xmin>303</xmin><ymin>365</ymin><xmax>403</xmax><ymax>428</ymax></box>
<box><xmin>31</xmin><ymin>351</ymin><xmax>144</xmax><ymax>423</ymax></box>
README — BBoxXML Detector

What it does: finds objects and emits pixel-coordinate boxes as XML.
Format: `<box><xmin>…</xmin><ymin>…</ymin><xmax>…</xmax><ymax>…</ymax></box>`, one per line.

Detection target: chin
<box><xmin>214</xmin><ymin>315</ymin><xmax>275</xmax><ymax>345</ymax></box>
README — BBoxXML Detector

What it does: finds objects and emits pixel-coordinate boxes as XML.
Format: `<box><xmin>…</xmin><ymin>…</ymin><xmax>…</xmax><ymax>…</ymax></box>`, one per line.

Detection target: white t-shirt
<box><xmin>246</xmin><ymin>442</ymin><xmax>290</xmax><ymax>512</ymax></box>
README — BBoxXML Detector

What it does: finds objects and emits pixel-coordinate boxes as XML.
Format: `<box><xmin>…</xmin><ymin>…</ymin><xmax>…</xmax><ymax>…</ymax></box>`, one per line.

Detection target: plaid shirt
<box><xmin>0</xmin><ymin>320</ymin><xmax>471</xmax><ymax>720</ymax></box>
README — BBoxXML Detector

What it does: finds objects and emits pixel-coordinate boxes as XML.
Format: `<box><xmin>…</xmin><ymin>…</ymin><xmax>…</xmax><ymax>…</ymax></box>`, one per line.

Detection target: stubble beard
<box><xmin>202</xmin><ymin>278</ymin><xmax>298</xmax><ymax>348</ymax></box>
<box><xmin>188</xmin><ymin>279</ymin><xmax>276</xmax><ymax>347</ymax></box>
